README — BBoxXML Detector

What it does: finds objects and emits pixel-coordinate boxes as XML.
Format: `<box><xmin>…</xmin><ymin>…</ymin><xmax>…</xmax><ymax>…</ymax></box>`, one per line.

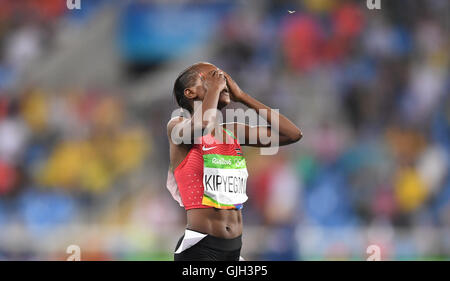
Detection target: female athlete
<box><xmin>166</xmin><ymin>62</ymin><xmax>302</xmax><ymax>261</ymax></box>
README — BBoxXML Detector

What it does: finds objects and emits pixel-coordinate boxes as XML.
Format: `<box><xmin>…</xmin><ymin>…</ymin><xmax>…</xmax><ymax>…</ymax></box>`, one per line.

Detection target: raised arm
<box><xmin>224</xmin><ymin>73</ymin><xmax>302</xmax><ymax>147</ymax></box>
<box><xmin>168</xmin><ymin>70</ymin><xmax>227</xmax><ymax>145</ymax></box>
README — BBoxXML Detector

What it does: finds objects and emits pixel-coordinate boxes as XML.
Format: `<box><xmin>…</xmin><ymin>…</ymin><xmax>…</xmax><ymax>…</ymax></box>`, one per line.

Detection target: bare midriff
<box><xmin>186</xmin><ymin>208</ymin><xmax>242</xmax><ymax>239</ymax></box>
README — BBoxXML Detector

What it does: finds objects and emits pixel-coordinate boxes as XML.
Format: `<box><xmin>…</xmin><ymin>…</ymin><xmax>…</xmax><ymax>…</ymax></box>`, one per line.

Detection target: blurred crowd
<box><xmin>0</xmin><ymin>0</ymin><xmax>449</xmax><ymax>260</ymax></box>
<box><xmin>0</xmin><ymin>0</ymin><xmax>153</xmax><ymax>260</ymax></box>
<box><xmin>211</xmin><ymin>0</ymin><xmax>450</xmax><ymax>260</ymax></box>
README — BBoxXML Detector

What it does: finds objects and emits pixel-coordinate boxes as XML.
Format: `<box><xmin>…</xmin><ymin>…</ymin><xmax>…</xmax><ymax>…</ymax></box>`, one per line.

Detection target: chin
<box><xmin>218</xmin><ymin>101</ymin><xmax>229</xmax><ymax>110</ymax></box>
<box><xmin>218</xmin><ymin>96</ymin><xmax>231</xmax><ymax>108</ymax></box>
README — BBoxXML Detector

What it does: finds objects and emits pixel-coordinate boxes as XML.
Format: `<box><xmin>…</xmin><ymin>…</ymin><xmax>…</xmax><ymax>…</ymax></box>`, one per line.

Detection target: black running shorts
<box><xmin>174</xmin><ymin>230</ymin><xmax>242</xmax><ymax>261</ymax></box>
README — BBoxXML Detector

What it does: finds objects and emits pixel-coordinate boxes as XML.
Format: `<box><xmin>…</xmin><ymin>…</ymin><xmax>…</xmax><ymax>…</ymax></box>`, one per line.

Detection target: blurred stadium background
<box><xmin>0</xmin><ymin>0</ymin><xmax>448</xmax><ymax>260</ymax></box>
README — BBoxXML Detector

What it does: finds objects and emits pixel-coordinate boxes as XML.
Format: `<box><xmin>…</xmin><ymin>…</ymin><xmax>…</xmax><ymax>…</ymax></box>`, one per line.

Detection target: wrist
<box><xmin>207</xmin><ymin>84</ymin><xmax>222</xmax><ymax>95</ymax></box>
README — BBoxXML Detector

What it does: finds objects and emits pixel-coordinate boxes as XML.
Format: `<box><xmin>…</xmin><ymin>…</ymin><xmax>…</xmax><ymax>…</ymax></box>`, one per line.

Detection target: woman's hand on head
<box><xmin>203</xmin><ymin>69</ymin><xmax>226</xmax><ymax>93</ymax></box>
<box><xmin>224</xmin><ymin>72</ymin><xmax>245</xmax><ymax>102</ymax></box>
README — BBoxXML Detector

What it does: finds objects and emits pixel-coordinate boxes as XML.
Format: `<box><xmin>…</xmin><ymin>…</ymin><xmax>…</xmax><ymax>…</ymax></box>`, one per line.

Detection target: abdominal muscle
<box><xmin>186</xmin><ymin>208</ymin><xmax>243</xmax><ymax>239</ymax></box>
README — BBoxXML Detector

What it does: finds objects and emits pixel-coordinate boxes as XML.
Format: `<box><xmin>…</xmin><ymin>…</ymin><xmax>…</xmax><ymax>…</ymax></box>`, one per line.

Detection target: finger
<box><xmin>224</xmin><ymin>73</ymin><xmax>230</xmax><ymax>82</ymax></box>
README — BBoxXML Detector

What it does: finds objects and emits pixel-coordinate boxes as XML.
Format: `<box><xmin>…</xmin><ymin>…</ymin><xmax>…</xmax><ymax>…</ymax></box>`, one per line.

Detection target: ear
<box><xmin>184</xmin><ymin>88</ymin><xmax>197</xmax><ymax>100</ymax></box>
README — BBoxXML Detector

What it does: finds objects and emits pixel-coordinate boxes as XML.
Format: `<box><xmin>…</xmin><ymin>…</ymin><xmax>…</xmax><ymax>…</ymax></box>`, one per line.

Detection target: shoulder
<box><xmin>167</xmin><ymin>116</ymin><xmax>187</xmax><ymax>135</ymax></box>
<box><xmin>167</xmin><ymin>116</ymin><xmax>193</xmax><ymax>148</ymax></box>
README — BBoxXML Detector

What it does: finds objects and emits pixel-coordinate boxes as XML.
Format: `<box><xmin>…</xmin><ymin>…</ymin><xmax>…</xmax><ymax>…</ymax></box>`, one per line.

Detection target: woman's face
<box><xmin>189</xmin><ymin>63</ymin><xmax>231</xmax><ymax>109</ymax></box>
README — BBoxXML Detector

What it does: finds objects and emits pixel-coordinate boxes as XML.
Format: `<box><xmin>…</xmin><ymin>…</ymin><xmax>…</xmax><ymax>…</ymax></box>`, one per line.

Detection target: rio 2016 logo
<box><xmin>67</xmin><ymin>0</ymin><xmax>81</xmax><ymax>10</ymax></box>
<box><xmin>233</xmin><ymin>159</ymin><xmax>246</xmax><ymax>168</ymax></box>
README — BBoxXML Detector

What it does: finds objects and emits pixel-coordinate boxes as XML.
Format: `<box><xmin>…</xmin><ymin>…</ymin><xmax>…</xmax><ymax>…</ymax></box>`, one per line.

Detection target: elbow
<box><xmin>290</xmin><ymin>130</ymin><xmax>303</xmax><ymax>143</ymax></box>
<box><xmin>202</xmin><ymin>117</ymin><xmax>217</xmax><ymax>131</ymax></box>
<box><xmin>193</xmin><ymin>119</ymin><xmax>216</xmax><ymax>135</ymax></box>
<box><xmin>278</xmin><ymin>128</ymin><xmax>302</xmax><ymax>146</ymax></box>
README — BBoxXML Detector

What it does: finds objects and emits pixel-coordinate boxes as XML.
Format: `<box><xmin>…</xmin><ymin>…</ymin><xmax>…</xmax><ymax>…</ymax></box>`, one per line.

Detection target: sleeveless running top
<box><xmin>167</xmin><ymin>127</ymin><xmax>248</xmax><ymax>210</ymax></box>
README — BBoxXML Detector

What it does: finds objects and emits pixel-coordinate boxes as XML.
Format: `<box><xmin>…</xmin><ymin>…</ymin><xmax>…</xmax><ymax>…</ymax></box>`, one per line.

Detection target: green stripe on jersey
<box><xmin>223</xmin><ymin>128</ymin><xmax>237</xmax><ymax>139</ymax></box>
<box><xmin>203</xmin><ymin>154</ymin><xmax>246</xmax><ymax>169</ymax></box>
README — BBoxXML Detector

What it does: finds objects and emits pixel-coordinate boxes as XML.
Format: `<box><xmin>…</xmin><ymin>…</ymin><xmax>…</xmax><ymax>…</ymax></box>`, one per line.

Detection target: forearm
<box><xmin>191</xmin><ymin>86</ymin><xmax>221</xmax><ymax>134</ymax></box>
<box><xmin>239</xmin><ymin>92</ymin><xmax>302</xmax><ymax>141</ymax></box>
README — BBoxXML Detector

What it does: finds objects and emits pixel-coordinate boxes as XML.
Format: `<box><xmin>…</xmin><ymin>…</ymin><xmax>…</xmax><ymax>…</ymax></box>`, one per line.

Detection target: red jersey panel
<box><xmin>173</xmin><ymin>130</ymin><xmax>243</xmax><ymax>210</ymax></box>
